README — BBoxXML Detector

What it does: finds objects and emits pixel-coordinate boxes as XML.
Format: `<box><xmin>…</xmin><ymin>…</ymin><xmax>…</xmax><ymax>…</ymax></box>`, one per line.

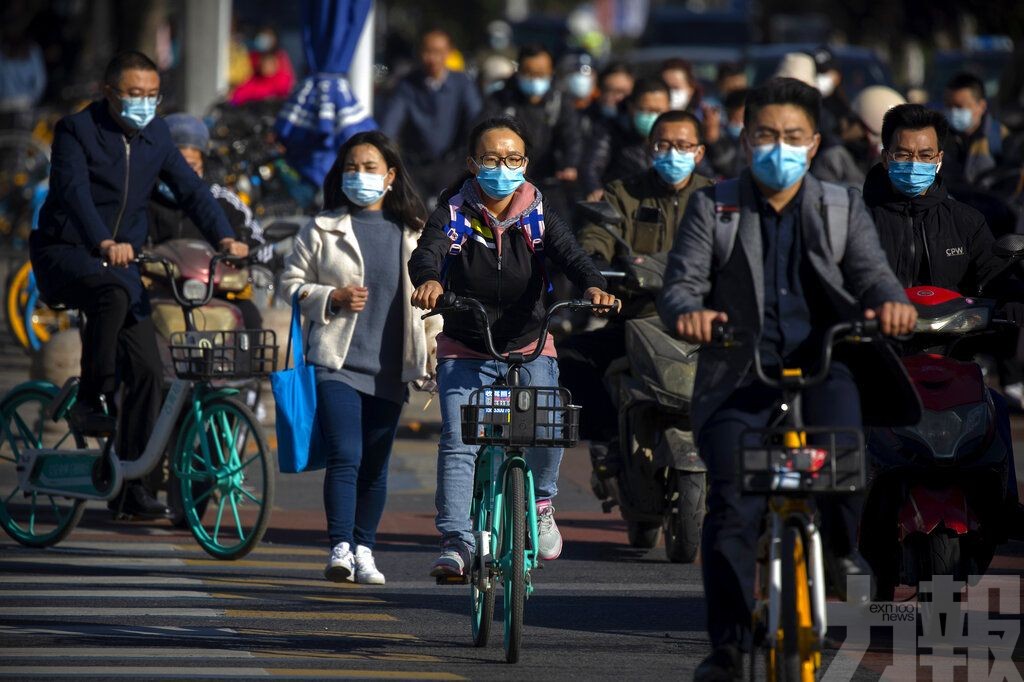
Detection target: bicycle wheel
<box><xmin>470</xmin><ymin>489</ymin><xmax>496</xmax><ymax>647</ymax></box>
<box><xmin>501</xmin><ymin>465</ymin><xmax>526</xmax><ymax>663</ymax></box>
<box><xmin>777</xmin><ymin>525</ymin><xmax>818</xmax><ymax>682</ymax></box>
<box><xmin>0</xmin><ymin>385</ymin><xmax>86</xmax><ymax>547</ymax></box>
<box><xmin>5</xmin><ymin>261</ymin><xmax>71</xmax><ymax>351</ymax></box>
<box><xmin>174</xmin><ymin>396</ymin><xmax>274</xmax><ymax>559</ymax></box>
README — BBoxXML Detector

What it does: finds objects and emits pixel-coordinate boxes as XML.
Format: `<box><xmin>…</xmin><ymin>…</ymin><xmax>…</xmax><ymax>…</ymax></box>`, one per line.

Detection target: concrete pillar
<box><xmin>183</xmin><ymin>0</ymin><xmax>230</xmax><ymax>116</ymax></box>
<box><xmin>349</xmin><ymin>2</ymin><xmax>375</xmax><ymax>118</ymax></box>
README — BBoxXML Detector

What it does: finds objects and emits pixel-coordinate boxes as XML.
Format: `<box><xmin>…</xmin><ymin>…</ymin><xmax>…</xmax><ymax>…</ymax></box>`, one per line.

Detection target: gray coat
<box><xmin>658</xmin><ymin>170</ymin><xmax>911</xmax><ymax>437</ymax></box>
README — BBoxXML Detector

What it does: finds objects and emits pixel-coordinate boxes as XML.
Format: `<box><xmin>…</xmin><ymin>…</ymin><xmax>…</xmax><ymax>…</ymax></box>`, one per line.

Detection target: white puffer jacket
<box><xmin>279</xmin><ymin>209</ymin><xmax>439</xmax><ymax>383</ymax></box>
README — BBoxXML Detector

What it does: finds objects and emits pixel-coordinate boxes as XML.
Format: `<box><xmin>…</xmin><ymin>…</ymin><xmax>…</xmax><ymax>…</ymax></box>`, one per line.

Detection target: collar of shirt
<box><xmin>752</xmin><ymin>180</ymin><xmax>804</xmax><ymax>219</ymax></box>
<box><xmin>424</xmin><ymin>72</ymin><xmax>449</xmax><ymax>91</ymax></box>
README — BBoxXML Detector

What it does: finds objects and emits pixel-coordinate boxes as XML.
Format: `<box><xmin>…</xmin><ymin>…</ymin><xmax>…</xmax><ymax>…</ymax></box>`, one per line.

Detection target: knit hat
<box><xmin>165</xmin><ymin>113</ymin><xmax>210</xmax><ymax>152</ymax></box>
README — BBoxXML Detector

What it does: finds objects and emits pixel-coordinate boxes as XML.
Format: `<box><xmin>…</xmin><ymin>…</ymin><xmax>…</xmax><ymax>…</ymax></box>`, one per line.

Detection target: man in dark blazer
<box><xmin>658</xmin><ymin>78</ymin><xmax>917</xmax><ymax>681</ymax></box>
<box><xmin>30</xmin><ymin>51</ymin><xmax>248</xmax><ymax>517</ymax></box>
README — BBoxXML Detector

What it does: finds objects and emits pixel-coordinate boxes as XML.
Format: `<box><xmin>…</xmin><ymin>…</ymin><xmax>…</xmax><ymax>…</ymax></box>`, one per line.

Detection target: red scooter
<box><xmin>861</xmin><ymin>236</ymin><xmax>1024</xmax><ymax>598</ymax></box>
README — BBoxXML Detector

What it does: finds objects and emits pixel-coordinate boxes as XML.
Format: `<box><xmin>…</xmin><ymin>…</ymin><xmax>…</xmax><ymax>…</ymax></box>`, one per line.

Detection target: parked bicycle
<box><xmin>424</xmin><ymin>292</ymin><xmax>611</xmax><ymax>663</ymax></box>
<box><xmin>712</xmin><ymin>319</ymin><xmax>879</xmax><ymax>681</ymax></box>
<box><xmin>0</xmin><ymin>252</ymin><xmax>278</xmax><ymax>559</ymax></box>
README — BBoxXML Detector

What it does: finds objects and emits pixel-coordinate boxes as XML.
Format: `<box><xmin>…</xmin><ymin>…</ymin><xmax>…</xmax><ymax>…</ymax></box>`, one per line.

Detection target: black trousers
<box><xmin>556</xmin><ymin>323</ymin><xmax>627</xmax><ymax>442</ymax></box>
<box><xmin>60</xmin><ymin>278</ymin><xmax>163</xmax><ymax>464</ymax></box>
<box><xmin>697</xmin><ymin>363</ymin><xmax>862</xmax><ymax>649</ymax></box>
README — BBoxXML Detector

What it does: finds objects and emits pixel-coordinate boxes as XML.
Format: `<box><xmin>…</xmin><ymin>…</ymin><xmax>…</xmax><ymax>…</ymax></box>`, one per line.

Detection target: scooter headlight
<box><xmin>181</xmin><ymin>278</ymin><xmax>207</xmax><ymax>303</ymax></box>
<box><xmin>914</xmin><ymin>307</ymin><xmax>990</xmax><ymax>334</ymax></box>
<box><xmin>904</xmin><ymin>403</ymin><xmax>989</xmax><ymax>460</ymax></box>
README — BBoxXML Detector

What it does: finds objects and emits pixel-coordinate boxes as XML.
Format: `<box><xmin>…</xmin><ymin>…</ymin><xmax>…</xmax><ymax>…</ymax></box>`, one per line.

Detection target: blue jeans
<box><xmin>435</xmin><ymin>356</ymin><xmax>563</xmax><ymax>552</ymax></box>
<box><xmin>316</xmin><ymin>380</ymin><xmax>403</xmax><ymax>549</ymax></box>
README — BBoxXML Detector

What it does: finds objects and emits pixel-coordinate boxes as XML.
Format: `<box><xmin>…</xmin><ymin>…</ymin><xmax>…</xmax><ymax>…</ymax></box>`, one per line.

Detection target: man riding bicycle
<box><xmin>29</xmin><ymin>51</ymin><xmax>248</xmax><ymax>518</ymax></box>
<box><xmin>657</xmin><ymin>78</ymin><xmax>917</xmax><ymax>681</ymax></box>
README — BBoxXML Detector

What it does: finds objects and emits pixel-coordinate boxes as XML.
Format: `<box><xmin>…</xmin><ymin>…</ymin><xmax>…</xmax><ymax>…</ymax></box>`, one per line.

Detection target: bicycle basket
<box><xmin>169</xmin><ymin>329</ymin><xmax>278</xmax><ymax>380</ymax></box>
<box><xmin>460</xmin><ymin>386</ymin><xmax>580</xmax><ymax>448</ymax></box>
<box><xmin>738</xmin><ymin>426</ymin><xmax>865</xmax><ymax>495</ymax></box>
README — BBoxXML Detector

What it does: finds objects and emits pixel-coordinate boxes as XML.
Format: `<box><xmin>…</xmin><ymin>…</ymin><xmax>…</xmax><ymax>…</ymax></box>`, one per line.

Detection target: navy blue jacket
<box><xmin>30</xmin><ymin>101</ymin><xmax>232</xmax><ymax>317</ymax></box>
<box><xmin>380</xmin><ymin>69</ymin><xmax>482</xmax><ymax>163</ymax></box>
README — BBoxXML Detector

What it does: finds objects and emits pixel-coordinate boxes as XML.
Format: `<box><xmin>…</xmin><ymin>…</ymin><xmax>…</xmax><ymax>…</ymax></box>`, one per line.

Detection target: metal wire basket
<box><xmin>169</xmin><ymin>329</ymin><xmax>278</xmax><ymax>380</ymax></box>
<box><xmin>738</xmin><ymin>426</ymin><xmax>866</xmax><ymax>495</ymax></box>
<box><xmin>460</xmin><ymin>386</ymin><xmax>580</xmax><ymax>448</ymax></box>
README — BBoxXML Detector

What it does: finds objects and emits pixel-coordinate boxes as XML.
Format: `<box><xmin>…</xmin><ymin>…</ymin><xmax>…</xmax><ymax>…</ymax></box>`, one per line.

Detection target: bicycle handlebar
<box><xmin>710</xmin><ymin>318</ymin><xmax>880</xmax><ymax>391</ymax></box>
<box><xmin>112</xmin><ymin>252</ymin><xmax>248</xmax><ymax>309</ymax></box>
<box><xmin>422</xmin><ymin>291</ymin><xmax>615</xmax><ymax>366</ymax></box>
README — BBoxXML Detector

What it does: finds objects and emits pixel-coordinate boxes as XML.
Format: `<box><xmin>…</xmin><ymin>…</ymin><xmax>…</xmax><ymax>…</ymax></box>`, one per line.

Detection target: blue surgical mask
<box><xmin>475</xmin><ymin>163</ymin><xmax>525</xmax><ymax>199</ymax></box>
<box><xmin>120</xmin><ymin>96</ymin><xmax>158</xmax><ymax>129</ymax></box>
<box><xmin>254</xmin><ymin>33</ymin><xmax>274</xmax><ymax>52</ymax></box>
<box><xmin>652</xmin><ymin>150</ymin><xmax>696</xmax><ymax>185</ymax></box>
<box><xmin>517</xmin><ymin>76</ymin><xmax>551</xmax><ymax>99</ymax></box>
<box><xmin>342</xmin><ymin>171</ymin><xmax>388</xmax><ymax>207</ymax></box>
<box><xmin>567</xmin><ymin>72</ymin><xmax>593</xmax><ymax>100</ymax></box>
<box><xmin>750</xmin><ymin>142</ymin><xmax>810</xmax><ymax>190</ymax></box>
<box><xmin>946</xmin><ymin>107</ymin><xmax>974</xmax><ymax>133</ymax></box>
<box><xmin>634</xmin><ymin>111</ymin><xmax>659</xmax><ymax>137</ymax></box>
<box><xmin>887</xmin><ymin>160</ymin><xmax>939</xmax><ymax>197</ymax></box>
<box><xmin>726</xmin><ymin>123</ymin><xmax>744</xmax><ymax>139</ymax></box>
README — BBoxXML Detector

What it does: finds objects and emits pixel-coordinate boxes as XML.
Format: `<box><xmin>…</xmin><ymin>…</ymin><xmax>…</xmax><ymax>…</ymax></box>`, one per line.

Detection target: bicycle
<box><xmin>423</xmin><ymin>292</ymin><xmax>610</xmax><ymax>664</ymax></box>
<box><xmin>0</xmin><ymin>252</ymin><xmax>278</xmax><ymax>559</ymax></box>
<box><xmin>713</xmin><ymin>320</ymin><xmax>877</xmax><ymax>682</ymax></box>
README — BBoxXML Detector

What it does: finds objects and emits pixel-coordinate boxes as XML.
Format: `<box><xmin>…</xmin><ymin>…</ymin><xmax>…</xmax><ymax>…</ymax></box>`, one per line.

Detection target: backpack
<box><xmin>712</xmin><ymin>178</ymin><xmax>850</xmax><ymax>268</ymax></box>
<box><xmin>440</xmin><ymin>192</ymin><xmax>552</xmax><ymax>291</ymax></box>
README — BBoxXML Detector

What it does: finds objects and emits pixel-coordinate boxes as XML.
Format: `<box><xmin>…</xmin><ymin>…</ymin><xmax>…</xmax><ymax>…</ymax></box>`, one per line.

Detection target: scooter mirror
<box><xmin>992</xmin><ymin>233</ymin><xmax>1024</xmax><ymax>259</ymax></box>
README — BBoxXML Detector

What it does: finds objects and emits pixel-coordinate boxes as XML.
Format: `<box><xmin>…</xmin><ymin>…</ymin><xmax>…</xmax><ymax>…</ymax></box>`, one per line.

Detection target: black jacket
<box><xmin>408</xmin><ymin>185</ymin><xmax>606</xmax><ymax>354</ymax></box>
<box><xmin>579</xmin><ymin>114</ymin><xmax>649</xmax><ymax>194</ymax></box>
<box><xmin>863</xmin><ymin>163</ymin><xmax>1005</xmax><ymax>295</ymax></box>
<box><xmin>482</xmin><ymin>81</ymin><xmax>581</xmax><ymax>181</ymax></box>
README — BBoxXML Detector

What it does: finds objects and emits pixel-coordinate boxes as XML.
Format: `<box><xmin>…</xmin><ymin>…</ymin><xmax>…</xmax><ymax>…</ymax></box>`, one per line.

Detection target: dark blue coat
<box><xmin>30</xmin><ymin>101</ymin><xmax>232</xmax><ymax>317</ymax></box>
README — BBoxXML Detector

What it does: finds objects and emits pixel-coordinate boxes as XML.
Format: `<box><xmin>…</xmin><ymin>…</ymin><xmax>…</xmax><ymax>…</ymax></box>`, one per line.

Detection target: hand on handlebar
<box><xmin>864</xmin><ymin>301</ymin><xmax>917</xmax><ymax>336</ymax></box>
<box><xmin>100</xmin><ymin>240</ymin><xmax>134</xmax><ymax>267</ymax></box>
<box><xmin>584</xmin><ymin>287</ymin><xmax>619</xmax><ymax>316</ymax></box>
<box><xmin>219</xmin><ymin>238</ymin><xmax>249</xmax><ymax>261</ymax></box>
<box><xmin>411</xmin><ymin>280</ymin><xmax>444</xmax><ymax>310</ymax></box>
<box><xmin>675</xmin><ymin>309</ymin><xmax>729</xmax><ymax>344</ymax></box>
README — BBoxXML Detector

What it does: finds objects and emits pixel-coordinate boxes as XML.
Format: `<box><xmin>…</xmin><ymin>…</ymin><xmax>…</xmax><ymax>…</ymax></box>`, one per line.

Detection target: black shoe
<box><xmin>694</xmin><ymin>645</ymin><xmax>742</xmax><ymax>682</ymax></box>
<box><xmin>108</xmin><ymin>482</ymin><xmax>171</xmax><ymax>519</ymax></box>
<box><xmin>69</xmin><ymin>402</ymin><xmax>116</xmax><ymax>436</ymax></box>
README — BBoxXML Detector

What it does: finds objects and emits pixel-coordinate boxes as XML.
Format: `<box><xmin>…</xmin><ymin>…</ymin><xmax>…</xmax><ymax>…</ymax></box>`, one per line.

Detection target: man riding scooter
<box><xmin>862</xmin><ymin>102</ymin><xmax>1024</xmax><ymax>538</ymax></box>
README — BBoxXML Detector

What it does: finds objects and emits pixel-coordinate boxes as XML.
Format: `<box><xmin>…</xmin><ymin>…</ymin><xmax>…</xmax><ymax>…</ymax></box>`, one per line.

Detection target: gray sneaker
<box><xmin>429</xmin><ymin>544</ymin><xmax>468</xmax><ymax>577</ymax></box>
<box><xmin>537</xmin><ymin>502</ymin><xmax>562</xmax><ymax>560</ymax></box>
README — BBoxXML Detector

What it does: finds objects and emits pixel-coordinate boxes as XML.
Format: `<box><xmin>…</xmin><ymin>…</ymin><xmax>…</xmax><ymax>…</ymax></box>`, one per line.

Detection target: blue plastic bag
<box><xmin>270</xmin><ymin>294</ymin><xmax>324</xmax><ymax>473</ymax></box>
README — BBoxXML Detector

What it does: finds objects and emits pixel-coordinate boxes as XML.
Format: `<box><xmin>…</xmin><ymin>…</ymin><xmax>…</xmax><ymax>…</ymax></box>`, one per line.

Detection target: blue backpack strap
<box><xmin>519</xmin><ymin>203</ymin><xmax>552</xmax><ymax>292</ymax></box>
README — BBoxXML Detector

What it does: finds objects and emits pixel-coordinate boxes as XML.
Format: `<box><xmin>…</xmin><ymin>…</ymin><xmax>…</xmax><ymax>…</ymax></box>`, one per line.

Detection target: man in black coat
<box><xmin>29</xmin><ymin>52</ymin><xmax>248</xmax><ymax>517</ymax></box>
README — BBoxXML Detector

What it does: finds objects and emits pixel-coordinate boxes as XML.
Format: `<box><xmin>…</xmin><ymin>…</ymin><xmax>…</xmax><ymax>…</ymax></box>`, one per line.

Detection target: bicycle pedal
<box><xmin>435</xmin><ymin>574</ymin><xmax>470</xmax><ymax>585</ymax></box>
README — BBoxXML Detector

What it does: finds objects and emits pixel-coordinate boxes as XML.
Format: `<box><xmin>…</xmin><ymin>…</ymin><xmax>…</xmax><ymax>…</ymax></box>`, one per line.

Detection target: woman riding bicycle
<box><xmin>409</xmin><ymin>115</ymin><xmax>616</xmax><ymax>578</ymax></box>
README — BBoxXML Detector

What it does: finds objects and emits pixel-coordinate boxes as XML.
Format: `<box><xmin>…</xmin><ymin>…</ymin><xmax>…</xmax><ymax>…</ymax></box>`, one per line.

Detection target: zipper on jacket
<box><xmin>112</xmin><ymin>136</ymin><xmax>131</xmax><ymax>238</ymax></box>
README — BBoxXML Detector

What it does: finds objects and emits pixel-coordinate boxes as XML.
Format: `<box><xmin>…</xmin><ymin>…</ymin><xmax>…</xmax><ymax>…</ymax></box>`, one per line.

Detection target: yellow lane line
<box><xmin>225</xmin><ymin>610</ymin><xmax>395</xmax><ymax>622</ymax></box>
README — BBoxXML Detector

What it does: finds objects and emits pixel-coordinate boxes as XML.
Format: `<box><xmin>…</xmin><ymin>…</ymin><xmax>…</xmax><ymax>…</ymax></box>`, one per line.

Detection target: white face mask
<box><xmin>816</xmin><ymin>74</ymin><xmax>836</xmax><ymax>98</ymax></box>
<box><xmin>669</xmin><ymin>88</ymin><xmax>691</xmax><ymax>110</ymax></box>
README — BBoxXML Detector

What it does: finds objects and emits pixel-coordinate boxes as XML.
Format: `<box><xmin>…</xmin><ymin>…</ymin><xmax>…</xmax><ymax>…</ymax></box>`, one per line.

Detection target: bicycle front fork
<box><xmin>765</xmin><ymin>508</ymin><xmax>828</xmax><ymax>648</ymax></box>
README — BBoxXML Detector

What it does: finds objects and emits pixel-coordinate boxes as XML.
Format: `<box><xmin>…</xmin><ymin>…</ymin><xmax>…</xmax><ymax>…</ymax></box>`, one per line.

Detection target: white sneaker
<box><xmin>354</xmin><ymin>545</ymin><xmax>386</xmax><ymax>585</ymax></box>
<box><xmin>537</xmin><ymin>501</ymin><xmax>563</xmax><ymax>560</ymax></box>
<box><xmin>324</xmin><ymin>542</ymin><xmax>354</xmax><ymax>582</ymax></box>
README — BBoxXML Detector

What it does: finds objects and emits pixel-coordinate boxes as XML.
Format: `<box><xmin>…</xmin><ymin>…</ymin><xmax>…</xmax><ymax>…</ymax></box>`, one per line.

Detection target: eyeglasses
<box><xmin>747</xmin><ymin>129</ymin><xmax>814</xmax><ymax>146</ymax></box>
<box><xmin>112</xmin><ymin>90</ymin><xmax>163</xmax><ymax>105</ymax></box>
<box><xmin>888</xmin><ymin>150</ymin><xmax>940</xmax><ymax>163</ymax></box>
<box><xmin>476</xmin><ymin>153</ymin><xmax>527</xmax><ymax>170</ymax></box>
<box><xmin>652</xmin><ymin>140</ymin><xmax>702</xmax><ymax>154</ymax></box>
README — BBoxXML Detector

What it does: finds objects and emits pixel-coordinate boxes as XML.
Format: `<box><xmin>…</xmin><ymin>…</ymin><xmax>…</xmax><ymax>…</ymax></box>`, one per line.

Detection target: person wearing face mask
<box><xmin>581</xmin><ymin>78</ymin><xmax>671</xmax><ymax>202</ymax></box>
<box><xmin>560</xmin><ymin>110</ymin><xmax>711</xmax><ymax>466</ymax></box>
<box><xmin>280</xmin><ymin>131</ymin><xmax>437</xmax><ymax>584</ymax></box>
<box><xmin>409</xmin><ymin>116</ymin><xmax>615</xmax><ymax>578</ymax></box>
<box><xmin>229</xmin><ymin>26</ymin><xmax>295</xmax><ymax>106</ymax></box>
<box><xmin>29</xmin><ymin>52</ymin><xmax>247</xmax><ymax>519</ymax></box>
<box><xmin>659</xmin><ymin>78</ymin><xmax>919</xmax><ymax>681</ymax></box>
<box><xmin>659</xmin><ymin>58</ymin><xmax>700</xmax><ymax>113</ymax></box>
<box><xmin>703</xmin><ymin>88</ymin><xmax>748</xmax><ymax>179</ymax></box>
<box><xmin>941</xmin><ymin>72</ymin><xmax>1009</xmax><ymax>187</ymax></box>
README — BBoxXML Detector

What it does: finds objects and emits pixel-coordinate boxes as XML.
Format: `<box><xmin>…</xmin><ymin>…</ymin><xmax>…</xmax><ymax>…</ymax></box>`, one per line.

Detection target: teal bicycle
<box><xmin>425</xmin><ymin>293</ymin><xmax>608</xmax><ymax>663</ymax></box>
<box><xmin>0</xmin><ymin>252</ymin><xmax>277</xmax><ymax>559</ymax></box>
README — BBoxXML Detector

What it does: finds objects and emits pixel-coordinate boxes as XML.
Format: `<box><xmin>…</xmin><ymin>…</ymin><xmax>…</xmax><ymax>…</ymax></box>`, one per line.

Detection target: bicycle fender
<box><xmin>199</xmin><ymin>387</ymin><xmax>242</xmax><ymax>405</ymax></box>
<box><xmin>897</xmin><ymin>485</ymin><xmax>978</xmax><ymax>540</ymax></box>
<box><xmin>1</xmin><ymin>381</ymin><xmax>58</xmax><ymax>405</ymax></box>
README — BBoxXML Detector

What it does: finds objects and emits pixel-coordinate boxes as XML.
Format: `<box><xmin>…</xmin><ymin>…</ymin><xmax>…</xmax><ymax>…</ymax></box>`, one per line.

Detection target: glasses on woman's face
<box><xmin>476</xmin><ymin>153</ymin><xmax>527</xmax><ymax>170</ymax></box>
<box><xmin>888</xmin><ymin>150</ymin><xmax>940</xmax><ymax>163</ymax></box>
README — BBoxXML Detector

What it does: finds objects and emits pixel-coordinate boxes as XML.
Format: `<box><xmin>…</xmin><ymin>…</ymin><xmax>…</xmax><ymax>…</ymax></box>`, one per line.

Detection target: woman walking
<box><xmin>281</xmin><ymin>131</ymin><xmax>436</xmax><ymax>584</ymax></box>
<box><xmin>409</xmin><ymin>116</ymin><xmax>617</xmax><ymax>577</ymax></box>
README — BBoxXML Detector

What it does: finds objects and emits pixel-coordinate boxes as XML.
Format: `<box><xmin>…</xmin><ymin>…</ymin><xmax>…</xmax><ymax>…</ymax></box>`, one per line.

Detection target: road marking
<box><xmin>0</xmin><ymin>556</ymin><xmax>321</xmax><ymax>570</ymax></box>
<box><xmin>302</xmin><ymin>595</ymin><xmax>386</xmax><ymax>605</ymax></box>
<box><xmin>270</xmin><ymin>670</ymin><xmax>460</xmax><ymax>680</ymax></box>
<box><xmin>3</xmin><ymin>541</ymin><xmax>327</xmax><ymax>557</ymax></box>
<box><xmin>202</xmin><ymin>576</ymin><xmax>359</xmax><ymax>590</ymax></box>
<box><xmin>0</xmin><ymin>590</ymin><xmax>211</xmax><ymax>598</ymax></box>
<box><xmin>0</xmin><ymin>576</ymin><xmax>203</xmax><ymax>586</ymax></box>
<box><xmin>0</xmin><ymin>607</ymin><xmax>394</xmax><ymax>621</ymax></box>
<box><xmin>0</xmin><ymin>667</ymin><xmax>463</xmax><ymax>680</ymax></box>
<box><xmin>0</xmin><ymin>648</ymin><xmax>442</xmax><ymax>663</ymax></box>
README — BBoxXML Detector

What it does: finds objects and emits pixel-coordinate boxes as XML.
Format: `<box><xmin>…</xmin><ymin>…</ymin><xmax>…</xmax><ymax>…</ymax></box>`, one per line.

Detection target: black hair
<box><xmin>630</xmin><ymin>77</ymin><xmax>670</xmax><ymax>105</ymax></box>
<box><xmin>743</xmin><ymin>77</ymin><xmax>821</xmax><ymax>131</ymax></box>
<box><xmin>880</xmin><ymin>103</ymin><xmax>950</xmax><ymax>152</ymax></box>
<box><xmin>322</xmin><ymin>131</ymin><xmax>427</xmax><ymax>231</ymax></box>
<box><xmin>467</xmin><ymin>115</ymin><xmax>531</xmax><ymax>158</ymax></box>
<box><xmin>724</xmin><ymin>88</ymin><xmax>748</xmax><ymax>114</ymax></box>
<box><xmin>104</xmin><ymin>51</ymin><xmax>159</xmax><ymax>88</ymax></box>
<box><xmin>598</xmin><ymin>60</ymin><xmax>634</xmax><ymax>84</ymax></box>
<box><xmin>717</xmin><ymin>62</ymin><xmax>745</xmax><ymax>83</ymax></box>
<box><xmin>945</xmin><ymin>71</ymin><xmax>986</xmax><ymax>102</ymax></box>
<box><xmin>517</xmin><ymin>43</ymin><xmax>552</xmax><ymax>65</ymax></box>
<box><xmin>650</xmin><ymin>110</ymin><xmax>705</xmax><ymax>144</ymax></box>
